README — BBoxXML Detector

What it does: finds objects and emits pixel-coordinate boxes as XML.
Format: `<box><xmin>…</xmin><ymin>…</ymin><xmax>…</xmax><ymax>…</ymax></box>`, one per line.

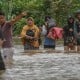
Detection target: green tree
<box><xmin>0</xmin><ymin>0</ymin><xmax>80</xmax><ymax>35</ymax></box>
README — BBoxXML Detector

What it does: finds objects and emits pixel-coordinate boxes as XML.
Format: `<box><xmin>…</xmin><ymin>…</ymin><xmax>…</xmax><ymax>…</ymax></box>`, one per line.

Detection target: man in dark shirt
<box><xmin>0</xmin><ymin>11</ymin><xmax>26</xmax><ymax>68</ymax></box>
<box><xmin>74</xmin><ymin>10</ymin><xmax>80</xmax><ymax>52</ymax></box>
<box><xmin>63</xmin><ymin>16</ymin><xmax>76</xmax><ymax>52</ymax></box>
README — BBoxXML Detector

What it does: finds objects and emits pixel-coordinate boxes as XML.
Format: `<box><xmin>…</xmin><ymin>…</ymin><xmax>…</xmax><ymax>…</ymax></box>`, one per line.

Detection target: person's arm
<box><xmin>41</xmin><ymin>25</ymin><xmax>47</xmax><ymax>36</ymax></box>
<box><xmin>34</xmin><ymin>27</ymin><xmax>40</xmax><ymax>40</ymax></box>
<box><xmin>0</xmin><ymin>39</ymin><xmax>4</xmax><ymax>47</ymax></box>
<box><xmin>21</xmin><ymin>26</ymin><xmax>27</xmax><ymax>38</ymax></box>
<box><xmin>21</xmin><ymin>26</ymin><xmax>33</xmax><ymax>39</ymax></box>
<box><xmin>63</xmin><ymin>26</ymin><xmax>67</xmax><ymax>38</ymax></box>
<box><xmin>10</xmin><ymin>12</ymin><xmax>27</xmax><ymax>25</ymax></box>
<box><xmin>0</xmin><ymin>30</ymin><xmax>4</xmax><ymax>47</ymax></box>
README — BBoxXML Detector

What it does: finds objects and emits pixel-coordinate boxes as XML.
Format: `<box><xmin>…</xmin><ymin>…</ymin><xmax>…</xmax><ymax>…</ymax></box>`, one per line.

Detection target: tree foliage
<box><xmin>0</xmin><ymin>0</ymin><xmax>80</xmax><ymax>35</ymax></box>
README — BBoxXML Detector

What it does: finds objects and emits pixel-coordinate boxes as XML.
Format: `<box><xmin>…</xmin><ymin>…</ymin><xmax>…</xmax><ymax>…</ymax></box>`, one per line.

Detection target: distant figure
<box><xmin>0</xmin><ymin>11</ymin><xmax>26</xmax><ymax>67</ymax></box>
<box><xmin>74</xmin><ymin>10</ymin><xmax>80</xmax><ymax>52</ymax></box>
<box><xmin>21</xmin><ymin>17</ymin><xmax>40</xmax><ymax>50</ymax></box>
<box><xmin>43</xmin><ymin>16</ymin><xmax>56</xmax><ymax>49</ymax></box>
<box><xmin>63</xmin><ymin>16</ymin><xmax>76</xmax><ymax>52</ymax></box>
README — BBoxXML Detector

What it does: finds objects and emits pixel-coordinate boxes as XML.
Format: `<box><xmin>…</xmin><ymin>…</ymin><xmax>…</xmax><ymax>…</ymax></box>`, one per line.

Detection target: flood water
<box><xmin>0</xmin><ymin>45</ymin><xmax>80</xmax><ymax>80</ymax></box>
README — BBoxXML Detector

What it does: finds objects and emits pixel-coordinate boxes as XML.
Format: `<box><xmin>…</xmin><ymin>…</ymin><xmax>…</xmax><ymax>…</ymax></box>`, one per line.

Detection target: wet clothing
<box><xmin>44</xmin><ymin>37</ymin><xmax>55</xmax><ymax>49</ymax></box>
<box><xmin>74</xmin><ymin>20</ymin><xmax>80</xmax><ymax>45</ymax></box>
<box><xmin>0</xmin><ymin>22</ymin><xmax>13</xmax><ymax>48</ymax></box>
<box><xmin>21</xmin><ymin>25</ymin><xmax>40</xmax><ymax>50</ymax></box>
<box><xmin>0</xmin><ymin>21</ymin><xmax>14</xmax><ymax>68</ymax></box>
<box><xmin>43</xmin><ymin>18</ymin><xmax>56</xmax><ymax>49</ymax></box>
<box><xmin>63</xmin><ymin>23</ymin><xmax>75</xmax><ymax>46</ymax></box>
<box><xmin>1</xmin><ymin>48</ymin><xmax>14</xmax><ymax>68</ymax></box>
<box><xmin>24</xmin><ymin>43</ymin><xmax>39</xmax><ymax>50</ymax></box>
<box><xmin>43</xmin><ymin>26</ymin><xmax>56</xmax><ymax>49</ymax></box>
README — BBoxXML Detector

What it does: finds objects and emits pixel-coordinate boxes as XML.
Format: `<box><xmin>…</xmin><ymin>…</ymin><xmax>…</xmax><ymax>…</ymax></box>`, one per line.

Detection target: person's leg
<box><xmin>77</xmin><ymin>45</ymin><xmax>80</xmax><ymax>52</ymax></box>
<box><xmin>77</xmin><ymin>39</ymin><xmax>80</xmax><ymax>52</ymax></box>
<box><xmin>69</xmin><ymin>37</ymin><xmax>77</xmax><ymax>52</ymax></box>
<box><xmin>68</xmin><ymin>43</ymin><xmax>75</xmax><ymax>51</ymax></box>
<box><xmin>8</xmin><ymin>48</ymin><xmax>14</xmax><ymax>64</ymax></box>
<box><xmin>70</xmin><ymin>46</ymin><xmax>76</xmax><ymax>51</ymax></box>
<box><xmin>70</xmin><ymin>43</ymin><xmax>76</xmax><ymax>51</ymax></box>
<box><xmin>1</xmin><ymin>48</ymin><xmax>14</xmax><ymax>68</ymax></box>
<box><xmin>24</xmin><ymin>43</ymin><xmax>31</xmax><ymax>52</ymax></box>
<box><xmin>64</xmin><ymin>46</ymin><xmax>69</xmax><ymax>52</ymax></box>
<box><xmin>64</xmin><ymin>38</ymin><xmax>69</xmax><ymax>52</ymax></box>
<box><xmin>0</xmin><ymin>52</ymin><xmax>5</xmax><ymax>70</ymax></box>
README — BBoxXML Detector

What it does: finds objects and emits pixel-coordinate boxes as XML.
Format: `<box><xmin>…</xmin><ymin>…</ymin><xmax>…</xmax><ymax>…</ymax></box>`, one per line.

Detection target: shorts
<box><xmin>1</xmin><ymin>48</ymin><xmax>14</xmax><ymax>66</ymax></box>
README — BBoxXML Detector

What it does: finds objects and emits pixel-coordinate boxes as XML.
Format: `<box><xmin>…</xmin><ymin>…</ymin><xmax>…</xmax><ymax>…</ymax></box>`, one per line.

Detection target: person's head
<box><xmin>45</xmin><ymin>16</ymin><xmax>51</xmax><ymax>22</ymax></box>
<box><xmin>67</xmin><ymin>16</ymin><xmax>74</xmax><ymax>24</ymax></box>
<box><xmin>27</xmin><ymin>17</ymin><xmax>34</xmax><ymax>26</ymax></box>
<box><xmin>0</xmin><ymin>11</ymin><xmax>6</xmax><ymax>24</ymax></box>
<box><xmin>75</xmin><ymin>10</ymin><xmax>80</xmax><ymax>20</ymax></box>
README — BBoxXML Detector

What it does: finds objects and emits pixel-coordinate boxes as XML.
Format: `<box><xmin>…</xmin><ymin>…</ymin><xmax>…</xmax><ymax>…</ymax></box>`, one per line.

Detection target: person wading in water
<box><xmin>0</xmin><ymin>11</ymin><xmax>27</xmax><ymax>68</ymax></box>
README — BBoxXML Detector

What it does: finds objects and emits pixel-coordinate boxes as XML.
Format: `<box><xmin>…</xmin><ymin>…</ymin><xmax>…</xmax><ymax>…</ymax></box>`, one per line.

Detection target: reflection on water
<box><xmin>0</xmin><ymin>45</ymin><xmax>80</xmax><ymax>80</ymax></box>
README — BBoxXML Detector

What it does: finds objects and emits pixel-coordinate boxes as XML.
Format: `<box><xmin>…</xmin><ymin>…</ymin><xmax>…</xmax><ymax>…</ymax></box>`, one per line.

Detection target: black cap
<box><xmin>45</xmin><ymin>15</ymin><xmax>51</xmax><ymax>21</ymax></box>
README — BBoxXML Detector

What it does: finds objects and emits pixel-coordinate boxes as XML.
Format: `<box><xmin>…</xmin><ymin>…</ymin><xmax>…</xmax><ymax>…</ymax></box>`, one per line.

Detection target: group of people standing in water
<box><xmin>41</xmin><ymin>10</ymin><xmax>80</xmax><ymax>53</ymax></box>
<box><xmin>24</xmin><ymin>10</ymin><xmax>80</xmax><ymax>53</ymax></box>
<box><xmin>0</xmin><ymin>10</ymin><xmax>80</xmax><ymax>70</ymax></box>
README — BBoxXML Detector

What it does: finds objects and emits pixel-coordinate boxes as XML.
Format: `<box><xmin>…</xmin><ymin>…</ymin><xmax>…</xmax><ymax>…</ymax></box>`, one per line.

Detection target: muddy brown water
<box><xmin>0</xmin><ymin>45</ymin><xmax>80</xmax><ymax>80</ymax></box>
